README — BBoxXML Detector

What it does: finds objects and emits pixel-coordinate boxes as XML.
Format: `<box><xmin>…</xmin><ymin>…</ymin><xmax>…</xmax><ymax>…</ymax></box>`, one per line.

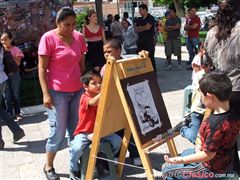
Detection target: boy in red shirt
<box><xmin>69</xmin><ymin>70</ymin><xmax>121</xmax><ymax>179</ymax></box>
<box><xmin>162</xmin><ymin>72</ymin><xmax>240</xmax><ymax>179</ymax></box>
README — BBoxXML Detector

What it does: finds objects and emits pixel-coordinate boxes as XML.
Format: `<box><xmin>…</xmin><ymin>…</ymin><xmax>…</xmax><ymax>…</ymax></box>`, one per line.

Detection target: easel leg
<box><xmin>116</xmin><ymin>126</ymin><xmax>131</xmax><ymax>179</ymax></box>
<box><xmin>167</xmin><ymin>139</ymin><xmax>178</xmax><ymax>157</ymax></box>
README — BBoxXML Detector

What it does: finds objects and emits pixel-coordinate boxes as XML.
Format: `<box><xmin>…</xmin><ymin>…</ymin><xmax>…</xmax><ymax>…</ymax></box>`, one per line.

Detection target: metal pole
<box><xmin>116</xmin><ymin>0</ymin><xmax>120</xmax><ymax>15</ymax></box>
<box><xmin>131</xmin><ymin>0</ymin><xmax>134</xmax><ymax>20</ymax></box>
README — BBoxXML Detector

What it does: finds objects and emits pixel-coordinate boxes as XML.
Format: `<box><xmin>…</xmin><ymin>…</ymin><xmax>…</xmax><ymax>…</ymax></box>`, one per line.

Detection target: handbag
<box><xmin>3</xmin><ymin>50</ymin><xmax>20</xmax><ymax>75</ymax></box>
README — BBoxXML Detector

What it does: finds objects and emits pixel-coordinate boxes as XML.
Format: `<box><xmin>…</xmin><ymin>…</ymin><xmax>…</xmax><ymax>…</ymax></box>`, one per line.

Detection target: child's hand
<box><xmin>164</xmin><ymin>155</ymin><xmax>184</xmax><ymax>164</ymax></box>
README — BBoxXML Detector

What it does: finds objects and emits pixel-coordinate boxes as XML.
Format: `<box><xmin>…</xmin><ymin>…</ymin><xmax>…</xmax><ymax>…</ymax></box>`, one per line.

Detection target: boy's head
<box><xmin>103</xmin><ymin>39</ymin><xmax>121</xmax><ymax>60</ymax></box>
<box><xmin>199</xmin><ymin>72</ymin><xmax>232</xmax><ymax>109</ymax></box>
<box><xmin>81</xmin><ymin>70</ymin><xmax>102</xmax><ymax>95</ymax></box>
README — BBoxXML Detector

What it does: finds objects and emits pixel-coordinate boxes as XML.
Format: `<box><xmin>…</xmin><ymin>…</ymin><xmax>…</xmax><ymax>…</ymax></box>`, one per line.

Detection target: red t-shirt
<box><xmin>74</xmin><ymin>92</ymin><xmax>98</xmax><ymax>135</ymax></box>
<box><xmin>187</xmin><ymin>15</ymin><xmax>201</xmax><ymax>38</ymax></box>
<box><xmin>195</xmin><ymin>110</ymin><xmax>240</xmax><ymax>173</ymax></box>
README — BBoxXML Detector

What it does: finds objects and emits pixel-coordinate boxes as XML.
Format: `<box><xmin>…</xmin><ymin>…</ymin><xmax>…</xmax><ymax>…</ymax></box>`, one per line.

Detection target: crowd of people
<box><xmin>0</xmin><ymin>0</ymin><xmax>240</xmax><ymax>179</ymax></box>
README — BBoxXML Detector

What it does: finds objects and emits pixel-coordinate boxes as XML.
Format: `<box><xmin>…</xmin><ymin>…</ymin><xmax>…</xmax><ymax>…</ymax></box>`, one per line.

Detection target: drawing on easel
<box><xmin>126</xmin><ymin>80</ymin><xmax>162</xmax><ymax>135</ymax></box>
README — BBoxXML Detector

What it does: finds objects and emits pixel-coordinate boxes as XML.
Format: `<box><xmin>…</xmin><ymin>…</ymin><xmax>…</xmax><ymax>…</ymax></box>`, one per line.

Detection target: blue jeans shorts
<box><xmin>45</xmin><ymin>89</ymin><xmax>83</xmax><ymax>152</ymax></box>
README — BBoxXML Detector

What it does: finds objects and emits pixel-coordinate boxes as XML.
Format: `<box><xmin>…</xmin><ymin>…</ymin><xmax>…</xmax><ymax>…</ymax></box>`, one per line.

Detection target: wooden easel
<box><xmin>86</xmin><ymin>51</ymin><xmax>178</xmax><ymax>180</ymax></box>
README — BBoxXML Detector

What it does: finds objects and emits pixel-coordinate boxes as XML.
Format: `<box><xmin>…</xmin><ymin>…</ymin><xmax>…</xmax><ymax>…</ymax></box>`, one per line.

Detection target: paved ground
<box><xmin>1</xmin><ymin>46</ymin><xmax>237</xmax><ymax>180</ymax></box>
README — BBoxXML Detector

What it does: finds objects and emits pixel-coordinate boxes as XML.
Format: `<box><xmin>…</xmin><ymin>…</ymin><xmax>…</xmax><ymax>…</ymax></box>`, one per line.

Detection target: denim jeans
<box><xmin>162</xmin><ymin>149</ymin><xmax>211</xmax><ymax>180</ymax></box>
<box><xmin>180</xmin><ymin>112</ymin><xmax>203</xmax><ymax>144</ymax></box>
<box><xmin>3</xmin><ymin>72</ymin><xmax>21</xmax><ymax>115</ymax></box>
<box><xmin>0</xmin><ymin>80</ymin><xmax>22</xmax><ymax>141</ymax></box>
<box><xmin>186</xmin><ymin>38</ymin><xmax>200</xmax><ymax>63</ymax></box>
<box><xmin>69</xmin><ymin>133</ymin><xmax>122</xmax><ymax>171</ymax></box>
<box><xmin>45</xmin><ymin>89</ymin><xmax>83</xmax><ymax>152</ymax></box>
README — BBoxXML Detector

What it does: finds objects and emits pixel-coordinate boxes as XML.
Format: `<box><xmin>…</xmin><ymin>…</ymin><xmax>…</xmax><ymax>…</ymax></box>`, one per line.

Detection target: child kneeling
<box><xmin>69</xmin><ymin>70</ymin><xmax>122</xmax><ymax>179</ymax></box>
<box><xmin>162</xmin><ymin>72</ymin><xmax>240</xmax><ymax>179</ymax></box>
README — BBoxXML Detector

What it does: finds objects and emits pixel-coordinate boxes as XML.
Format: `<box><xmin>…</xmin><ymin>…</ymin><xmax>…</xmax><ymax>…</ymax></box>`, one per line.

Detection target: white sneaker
<box><xmin>133</xmin><ymin>157</ymin><xmax>142</xmax><ymax>166</ymax></box>
<box><xmin>166</xmin><ymin>64</ymin><xmax>172</xmax><ymax>71</ymax></box>
<box><xmin>178</xmin><ymin>65</ymin><xmax>182</xmax><ymax>71</ymax></box>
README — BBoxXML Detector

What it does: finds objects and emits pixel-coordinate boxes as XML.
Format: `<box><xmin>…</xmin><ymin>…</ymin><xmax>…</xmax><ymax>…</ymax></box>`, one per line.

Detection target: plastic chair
<box><xmin>181</xmin><ymin>85</ymin><xmax>193</xmax><ymax>118</ymax></box>
<box><xmin>80</xmin><ymin>141</ymin><xmax>117</xmax><ymax>180</ymax></box>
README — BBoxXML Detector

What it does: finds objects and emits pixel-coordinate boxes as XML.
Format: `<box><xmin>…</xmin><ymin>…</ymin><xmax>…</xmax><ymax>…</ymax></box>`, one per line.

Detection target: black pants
<box><xmin>230</xmin><ymin>91</ymin><xmax>240</xmax><ymax>176</ymax></box>
<box><xmin>115</xmin><ymin>129</ymin><xmax>139</xmax><ymax>158</ymax></box>
<box><xmin>138</xmin><ymin>42</ymin><xmax>156</xmax><ymax>73</ymax></box>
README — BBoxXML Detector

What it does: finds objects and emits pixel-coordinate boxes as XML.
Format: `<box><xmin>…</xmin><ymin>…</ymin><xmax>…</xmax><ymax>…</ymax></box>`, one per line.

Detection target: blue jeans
<box><xmin>0</xmin><ymin>80</ymin><xmax>22</xmax><ymax>141</ymax></box>
<box><xmin>69</xmin><ymin>133</ymin><xmax>122</xmax><ymax>172</ymax></box>
<box><xmin>3</xmin><ymin>72</ymin><xmax>21</xmax><ymax>115</ymax></box>
<box><xmin>186</xmin><ymin>38</ymin><xmax>200</xmax><ymax>63</ymax></box>
<box><xmin>162</xmin><ymin>149</ymin><xmax>211</xmax><ymax>180</ymax></box>
<box><xmin>45</xmin><ymin>89</ymin><xmax>83</xmax><ymax>152</ymax></box>
<box><xmin>180</xmin><ymin>112</ymin><xmax>203</xmax><ymax>144</ymax></box>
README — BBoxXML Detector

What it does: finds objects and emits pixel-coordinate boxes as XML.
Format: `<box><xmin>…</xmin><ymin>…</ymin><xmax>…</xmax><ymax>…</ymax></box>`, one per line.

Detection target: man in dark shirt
<box><xmin>135</xmin><ymin>4</ymin><xmax>157</xmax><ymax>73</ymax></box>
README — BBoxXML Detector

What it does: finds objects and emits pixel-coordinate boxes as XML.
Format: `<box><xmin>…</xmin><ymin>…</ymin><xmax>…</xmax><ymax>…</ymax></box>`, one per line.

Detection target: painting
<box><xmin>121</xmin><ymin>72</ymin><xmax>172</xmax><ymax>144</ymax></box>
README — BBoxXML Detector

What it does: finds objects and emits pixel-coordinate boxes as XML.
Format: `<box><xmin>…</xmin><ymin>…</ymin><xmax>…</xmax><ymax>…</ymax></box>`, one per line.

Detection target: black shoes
<box><xmin>13</xmin><ymin>129</ymin><xmax>25</xmax><ymax>143</ymax></box>
<box><xmin>0</xmin><ymin>139</ymin><xmax>5</xmax><ymax>150</ymax></box>
<box><xmin>69</xmin><ymin>170</ymin><xmax>81</xmax><ymax>180</ymax></box>
<box><xmin>43</xmin><ymin>165</ymin><xmax>60</xmax><ymax>180</ymax></box>
<box><xmin>173</xmin><ymin>114</ymin><xmax>192</xmax><ymax>132</ymax></box>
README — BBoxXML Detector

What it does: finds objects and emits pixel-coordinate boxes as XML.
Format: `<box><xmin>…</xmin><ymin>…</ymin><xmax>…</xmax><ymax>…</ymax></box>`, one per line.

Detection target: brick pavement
<box><xmin>0</xmin><ymin>46</ymin><xmax>229</xmax><ymax>180</ymax></box>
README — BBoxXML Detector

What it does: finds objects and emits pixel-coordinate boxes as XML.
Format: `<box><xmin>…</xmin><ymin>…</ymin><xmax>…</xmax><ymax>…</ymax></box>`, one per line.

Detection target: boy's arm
<box><xmin>88</xmin><ymin>94</ymin><xmax>100</xmax><ymax>106</ymax></box>
<box><xmin>164</xmin><ymin>150</ymin><xmax>216</xmax><ymax>164</ymax></box>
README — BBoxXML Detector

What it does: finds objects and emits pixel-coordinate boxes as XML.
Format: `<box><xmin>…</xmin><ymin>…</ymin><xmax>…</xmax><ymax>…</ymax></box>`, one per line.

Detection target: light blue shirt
<box><xmin>0</xmin><ymin>48</ymin><xmax>8</xmax><ymax>84</ymax></box>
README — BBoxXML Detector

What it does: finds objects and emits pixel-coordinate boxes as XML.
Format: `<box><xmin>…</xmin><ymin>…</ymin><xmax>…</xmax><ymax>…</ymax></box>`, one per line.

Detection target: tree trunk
<box><xmin>95</xmin><ymin>0</ymin><xmax>103</xmax><ymax>25</ymax></box>
<box><xmin>173</xmin><ymin>0</ymin><xmax>185</xmax><ymax>17</ymax></box>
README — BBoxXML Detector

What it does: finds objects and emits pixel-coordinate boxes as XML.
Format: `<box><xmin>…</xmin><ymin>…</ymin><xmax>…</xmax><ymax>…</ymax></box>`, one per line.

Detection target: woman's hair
<box><xmin>114</xmin><ymin>14</ymin><xmax>120</xmax><ymax>21</ymax></box>
<box><xmin>56</xmin><ymin>6</ymin><xmax>76</xmax><ymax>23</ymax></box>
<box><xmin>1</xmin><ymin>31</ymin><xmax>15</xmax><ymax>46</ymax></box>
<box><xmin>214</xmin><ymin>0</ymin><xmax>240</xmax><ymax>41</ymax></box>
<box><xmin>85</xmin><ymin>9</ymin><xmax>96</xmax><ymax>25</ymax></box>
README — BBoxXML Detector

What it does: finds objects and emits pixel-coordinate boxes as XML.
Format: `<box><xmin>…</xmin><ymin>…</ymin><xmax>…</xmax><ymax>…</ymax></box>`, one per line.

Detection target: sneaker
<box><xmin>166</xmin><ymin>65</ymin><xmax>172</xmax><ymax>71</ymax></box>
<box><xmin>173</xmin><ymin>121</ymin><xmax>187</xmax><ymax>132</ymax></box>
<box><xmin>0</xmin><ymin>139</ymin><xmax>5</xmax><ymax>150</ymax></box>
<box><xmin>15</xmin><ymin>114</ymin><xmax>23</xmax><ymax>121</ymax></box>
<box><xmin>43</xmin><ymin>165</ymin><xmax>60</xmax><ymax>180</ymax></box>
<box><xmin>178</xmin><ymin>65</ymin><xmax>182</xmax><ymax>71</ymax></box>
<box><xmin>13</xmin><ymin>129</ymin><xmax>25</xmax><ymax>143</ymax></box>
<box><xmin>133</xmin><ymin>157</ymin><xmax>142</xmax><ymax>166</ymax></box>
<box><xmin>69</xmin><ymin>170</ymin><xmax>81</xmax><ymax>180</ymax></box>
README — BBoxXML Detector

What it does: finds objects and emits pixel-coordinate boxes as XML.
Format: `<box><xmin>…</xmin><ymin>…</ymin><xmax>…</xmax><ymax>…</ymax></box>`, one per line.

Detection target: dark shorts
<box><xmin>165</xmin><ymin>39</ymin><xmax>181</xmax><ymax>56</ymax></box>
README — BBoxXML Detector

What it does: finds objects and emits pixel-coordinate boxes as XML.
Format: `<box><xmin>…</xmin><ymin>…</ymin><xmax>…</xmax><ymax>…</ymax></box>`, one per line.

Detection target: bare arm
<box><xmin>38</xmin><ymin>55</ymin><xmax>53</xmax><ymax>109</ymax></box>
<box><xmin>88</xmin><ymin>93</ymin><xmax>100</xmax><ymax>106</ymax></box>
<box><xmin>185</xmin><ymin>23</ymin><xmax>198</xmax><ymax>30</ymax></box>
<box><xmin>80</xmin><ymin>53</ymin><xmax>85</xmax><ymax>74</ymax></box>
<box><xmin>102</xmin><ymin>27</ymin><xmax>106</xmax><ymax>43</ymax></box>
<box><xmin>164</xmin><ymin>150</ymin><xmax>216</xmax><ymax>164</ymax></box>
<box><xmin>135</xmin><ymin>23</ymin><xmax>152</xmax><ymax>33</ymax></box>
<box><xmin>14</xmin><ymin>56</ymin><xmax>22</xmax><ymax>65</ymax></box>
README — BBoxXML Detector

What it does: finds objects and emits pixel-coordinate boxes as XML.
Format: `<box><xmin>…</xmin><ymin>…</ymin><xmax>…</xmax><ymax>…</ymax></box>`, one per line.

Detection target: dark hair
<box><xmin>139</xmin><ymin>4</ymin><xmax>148</xmax><ymax>12</ymax></box>
<box><xmin>123</xmin><ymin>12</ymin><xmax>129</xmax><ymax>18</ymax></box>
<box><xmin>201</xmin><ymin>52</ymin><xmax>213</xmax><ymax>70</ymax></box>
<box><xmin>104</xmin><ymin>39</ymin><xmax>122</xmax><ymax>50</ymax></box>
<box><xmin>169</xmin><ymin>7</ymin><xmax>176</xmax><ymax>13</ymax></box>
<box><xmin>86</xmin><ymin>9</ymin><xmax>96</xmax><ymax>24</ymax></box>
<box><xmin>199</xmin><ymin>72</ymin><xmax>232</xmax><ymax>101</ymax></box>
<box><xmin>56</xmin><ymin>6</ymin><xmax>76</xmax><ymax>23</ymax></box>
<box><xmin>81</xmin><ymin>70</ymin><xmax>101</xmax><ymax>86</ymax></box>
<box><xmin>214</xmin><ymin>0</ymin><xmax>240</xmax><ymax>41</ymax></box>
<box><xmin>122</xmin><ymin>18</ymin><xmax>130</xmax><ymax>26</ymax></box>
<box><xmin>114</xmin><ymin>14</ymin><xmax>120</xmax><ymax>21</ymax></box>
<box><xmin>1</xmin><ymin>31</ymin><xmax>15</xmax><ymax>46</ymax></box>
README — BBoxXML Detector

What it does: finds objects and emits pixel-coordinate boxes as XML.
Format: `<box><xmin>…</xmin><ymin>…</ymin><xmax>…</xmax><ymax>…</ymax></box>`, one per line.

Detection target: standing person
<box><xmin>82</xmin><ymin>9</ymin><xmax>106</xmax><ymax>72</ymax></box>
<box><xmin>121</xmin><ymin>18</ymin><xmax>138</xmax><ymax>54</ymax></box>
<box><xmin>204</xmin><ymin>0</ymin><xmax>240</xmax><ymax>175</ymax></box>
<box><xmin>38</xmin><ymin>7</ymin><xmax>87</xmax><ymax>180</ymax></box>
<box><xmin>164</xmin><ymin>8</ymin><xmax>182</xmax><ymax>71</ymax></box>
<box><xmin>69</xmin><ymin>70</ymin><xmax>121</xmax><ymax>179</ymax></box>
<box><xmin>0</xmin><ymin>44</ymin><xmax>25</xmax><ymax>150</ymax></box>
<box><xmin>135</xmin><ymin>4</ymin><xmax>157</xmax><ymax>73</ymax></box>
<box><xmin>110</xmin><ymin>14</ymin><xmax>123</xmax><ymax>44</ymax></box>
<box><xmin>104</xmin><ymin>14</ymin><xmax>113</xmax><ymax>40</ymax></box>
<box><xmin>184</xmin><ymin>7</ymin><xmax>201</xmax><ymax>66</ymax></box>
<box><xmin>123</xmin><ymin>11</ymin><xmax>133</xmax><ymax>26</ymax></box>
<box><xmin>162</xmin><ymin>73</ymin><xmax>240</xmax><ymax>179</ymax></box>
<box><xmin>1</xmin><ymin>32</ymin><xmax>24</xmax><ymax>120</ymax></box>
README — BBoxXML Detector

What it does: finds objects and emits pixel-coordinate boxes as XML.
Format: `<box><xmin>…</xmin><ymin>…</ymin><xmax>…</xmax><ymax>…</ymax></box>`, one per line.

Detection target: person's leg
<box><xmin>173</xmin><ymin>39</ymin><xmax>182</xmax><ymax>66</ymax></box>
<box><xmin>67</xmin><ymin>89</ymin><xmax>83</xmax><ymax>142</ymax></box>
<box><xmin>186</xmin><ymin>38</ymin><xmax>194</xmax><ymax>64</ymax></box>
<box><xmin>180</xmin><ymin>112</ymin><xmax>203</xmax><ymax>144</ymax></box>
<box><xmin>45</xmin><ymin>90</ymin><xmax>70</xmax><ymax>171</ymax></box>
<box><xmin>69</xmin><ymin>133</ymin><xmax>90</xmax><ymax>172</ymax></box>
<box><xmin>8</xmin><ymin>72</ymin><xmax>21</xmax><ymax>116</ymax></box>
<box><xmin>144</xmin><ymin>43</ymin><xmax>156</xmax><ymax>73</ymax></box>
<box><xmin>3</xmin><ymin>79</ymin><xmax>13</xmax><ymax>115</ymax></box>
<box><xmin>165</xmin><ymin>39</ymin><xmax>172</xmax><ymax>70</ymax></box>
<box><xmin>102</xmin><ymin>133</ymin><xmax>122</xmax><ymax>156</ymax></box>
